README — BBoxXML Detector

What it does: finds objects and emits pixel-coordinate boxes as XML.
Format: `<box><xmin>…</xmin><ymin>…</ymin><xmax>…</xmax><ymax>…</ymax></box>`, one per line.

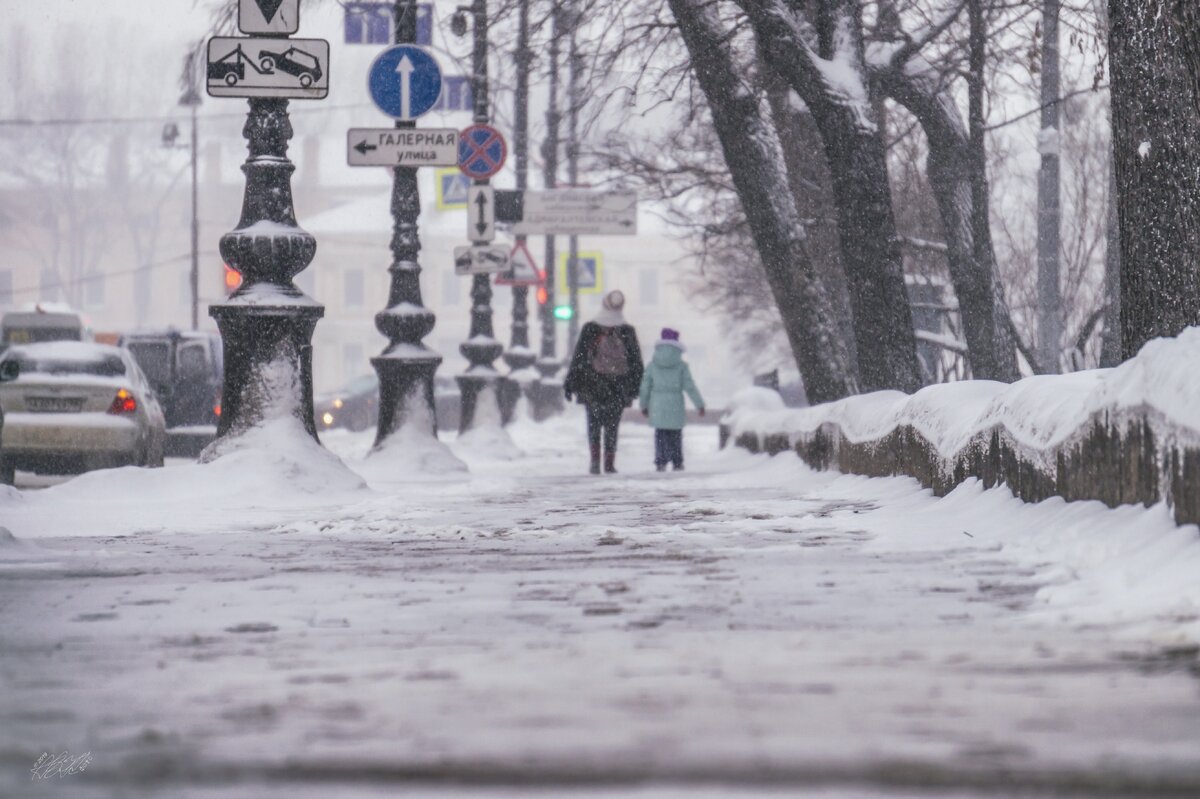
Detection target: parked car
<box><xmin>0</xmin><ymin>357</ymin><xmax>19</xmax><ymax>470</ymax></box>
<box><xmin>1</xmin><ymin>304</ymin><xmax>89</xmax><ymax>353</ymax></box>
<box><xmin>0</xmin><ymin>342</ymin><xmax>166</xmax><ymax>484</ymax></box>
<box><xmin>314</xmin><ymin>373</ymin><xmax>461</xmax><ymax>434</ymax></box>
<box><xmin>120</xmin><ymin>330</ymin><xmax>222</xmax><ymax>457</ymax></box>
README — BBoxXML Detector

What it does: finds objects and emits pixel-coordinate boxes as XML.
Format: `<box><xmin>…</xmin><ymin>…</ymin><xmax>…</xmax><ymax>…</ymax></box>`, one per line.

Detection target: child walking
<box><xmin>639</xmin><ymin>328</ymin><xmax>705</xmax><ymax>471</ymax></box>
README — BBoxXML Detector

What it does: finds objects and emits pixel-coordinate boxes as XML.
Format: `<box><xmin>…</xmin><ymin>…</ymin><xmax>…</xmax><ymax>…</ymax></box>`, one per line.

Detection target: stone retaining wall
<box><xmin>720</xmin><ymin>412</ymin><xmax>1200</xmax><ymax>528</ymax></box>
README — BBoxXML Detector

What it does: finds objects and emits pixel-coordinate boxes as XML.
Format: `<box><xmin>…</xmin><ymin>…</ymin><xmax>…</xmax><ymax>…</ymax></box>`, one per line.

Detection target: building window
<box><xmin>0</xmin><ymin>270</ymin><xmax>12</xmax><ymax>305</ymax></box>
<box><xmin>441</xmin><ymin>270</ymin><xmax>460</xmax><ymax>306</ymax></box>
<box><xmin>639</xmin><ymin>268</ymin><xmax>658</xmax><ymax>306</ymax></box>
<box><xmin>342</xmin><ymin>342</ymin><xmax>364</xmax><ymax>381</ymax></box>
<box><xmin>296</xmin><ymin>265</ymin><xmax>316</xmax><ymax>297</ymax></box>
<box><xmin>344</xmin><ymin>269</ymin><xmax>365</xmax><ymax>308</ymax></box>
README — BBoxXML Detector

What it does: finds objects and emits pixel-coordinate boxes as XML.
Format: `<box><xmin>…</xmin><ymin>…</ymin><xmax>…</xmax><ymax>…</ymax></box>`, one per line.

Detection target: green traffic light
<box><xmin>553</xmin><ymin>305</ymin><xmax>574</xmax><ymax>321</ymax></box>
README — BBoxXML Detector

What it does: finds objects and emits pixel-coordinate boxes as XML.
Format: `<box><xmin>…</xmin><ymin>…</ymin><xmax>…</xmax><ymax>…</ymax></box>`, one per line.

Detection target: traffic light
<box><xmin>223</xmin><ymin>264</ymin><xmax>243</xmax><ymax>294</ymax></box>
<box><xmin>536</xmin><ymin>286</ymin><xmax>548</xmax><ymax>305</ymax></box>
<box><xmin>553</xmin><ymin>304</ymin><xmax>573</xmax><ymax>321</ymax></box>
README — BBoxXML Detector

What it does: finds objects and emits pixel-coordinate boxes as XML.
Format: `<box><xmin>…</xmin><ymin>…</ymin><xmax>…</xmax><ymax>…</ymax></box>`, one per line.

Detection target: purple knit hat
<box><xmin>659</xmin><ymin>327</ymin><xmax>685</xmax><ymax>351</ymax></box>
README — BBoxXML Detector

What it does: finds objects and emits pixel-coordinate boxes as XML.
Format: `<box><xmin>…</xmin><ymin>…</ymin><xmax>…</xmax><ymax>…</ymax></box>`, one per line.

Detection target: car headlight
<box><xmin>333</xmin><ymin>398</ymin><xmax>344</xmax><ymax>409</ymax></box>
<box><xmin>321</xmin><ymin>412</ymin><xmax>334</xmax><ymax>426</ymax></box>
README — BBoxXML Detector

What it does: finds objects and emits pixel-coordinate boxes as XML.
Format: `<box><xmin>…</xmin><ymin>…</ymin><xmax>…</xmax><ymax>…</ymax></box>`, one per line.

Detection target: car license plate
<box><xmin>26</xmin><ymin>396</ymin><xmax>86</xmax><ymax>413</ymax></box>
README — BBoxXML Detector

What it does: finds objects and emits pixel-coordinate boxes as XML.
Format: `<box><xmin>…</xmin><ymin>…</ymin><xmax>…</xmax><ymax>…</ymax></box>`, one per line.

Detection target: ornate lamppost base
<box><xmin>372</xmin><ymin>350</ymin><xmax>443</xmax><ymax>445</ymax></box>
<box><xmin>208</xmin><ymin>303</ymin><xmax>324</xmax><ymax>445</ymax></box>
<box><xmin>455</xmin><ymin>373</ymin><xmax>521</xmax><ymax>433</ymax></box>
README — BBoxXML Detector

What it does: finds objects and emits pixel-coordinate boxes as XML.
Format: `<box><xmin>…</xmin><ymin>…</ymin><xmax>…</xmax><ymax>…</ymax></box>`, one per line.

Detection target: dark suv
<box><xmin>120</xmin><ymin>330</ymin><xmax>223</xmax><ymax>457</ymax></box>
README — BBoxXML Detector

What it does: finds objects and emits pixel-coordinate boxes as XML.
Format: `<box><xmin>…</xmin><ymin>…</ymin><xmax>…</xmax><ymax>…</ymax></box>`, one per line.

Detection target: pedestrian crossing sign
<box><xmin>436</xmin><ymin>168</ymin><xmax>471</xmax><ymax>210</ymax></box>
<box><xmin>557</xmin><ymin>251</ymin><xmax>603</xmax><ymax>295</ymax></box>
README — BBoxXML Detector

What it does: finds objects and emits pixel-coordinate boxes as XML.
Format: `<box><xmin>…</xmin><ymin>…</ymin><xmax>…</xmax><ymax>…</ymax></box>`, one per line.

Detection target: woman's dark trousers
<box><xmin>586</xmin><ymin>401</ymin><xmax>624</xmax><ymax>473</ymax></box>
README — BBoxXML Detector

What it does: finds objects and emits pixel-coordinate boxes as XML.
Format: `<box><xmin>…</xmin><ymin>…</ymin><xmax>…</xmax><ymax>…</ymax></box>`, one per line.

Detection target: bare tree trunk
<box><xmin>1099</xmin><ymin>152</ymin><xmax>1122</xmax><ymax>366</ymax></box>
<box><xmin>1175</xmin><ymin>0</ymin><xmax>1200</xmax><ymax>114</ymax></box>
<box><xmin>760</xmin><ymin>61</ymin><xmax>857</xmax><ymax>362</ymax></box>
<box><xmin>667</xmin><ymin>0</ymin><xmax>857</xmax><ymax>402</ymax></box>
<box><xmin>1036</xmin><ymin>0</ymin><xmax>1063</xmax><ymax>372</ymax></box>
<box><xmin>874</xmin><ymin>64</ymin><xmax>1019</xmax><ymax>382</ymax></box>
<box><xmin>738</xmin><ymin>0</ymin><xmax>922</xmax><ymax>394</ymax></box>
<box><xmin>1110</xmin><ymin>0</ymin><xmax>1200</xmax><ymax>357</ymax></box>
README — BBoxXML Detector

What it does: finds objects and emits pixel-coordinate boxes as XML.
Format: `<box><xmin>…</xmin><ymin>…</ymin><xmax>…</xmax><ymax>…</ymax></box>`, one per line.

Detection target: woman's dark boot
<box><xmin>589</xmin><ymin>442</ymin><xmax>602</xmax><ymax>475</ymax></box>
<box><xmin>604</xmin><ymin>451</ymin><xmax>617</xmax><ymax>474</ymax></box>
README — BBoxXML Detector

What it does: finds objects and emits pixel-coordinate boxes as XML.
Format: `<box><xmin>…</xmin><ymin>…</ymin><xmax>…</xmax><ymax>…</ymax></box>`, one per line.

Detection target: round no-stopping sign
<box><xmin>458</xmin><ymin>124</ymin><xmax>507</xmax><ymax>180</ymax></box>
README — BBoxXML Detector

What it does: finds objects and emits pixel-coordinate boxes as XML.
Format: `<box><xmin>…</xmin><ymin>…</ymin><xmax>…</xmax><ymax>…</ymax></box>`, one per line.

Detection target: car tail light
<box><xmin>107</xmin><ymin>388</ymin><xmax>138</xmax><ymax>415</ymax></box>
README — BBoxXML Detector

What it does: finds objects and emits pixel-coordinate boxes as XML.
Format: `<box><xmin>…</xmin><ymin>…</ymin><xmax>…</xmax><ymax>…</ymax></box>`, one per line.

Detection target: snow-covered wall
<box><xmin>720</xmin><ymin>329</ymin><xmax>1200</xmax><ymax>527</ymax></box>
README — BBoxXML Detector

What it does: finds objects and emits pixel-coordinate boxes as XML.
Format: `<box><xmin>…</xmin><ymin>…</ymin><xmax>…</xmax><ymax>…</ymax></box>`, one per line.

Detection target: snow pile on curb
<box><xmin>0</xmin><ymin>416</ymin><xmax>369</xmax><ymax>539</ymax></box>
<box><xmin>723</xmin><ymin>328</ymin><xmax>1200</xmax><ymax>521</ymax></box>
<box><xmin>728</xmin><ymin>329</ymin><xmax>1200</xmax><ymax>459</ymax></box>
<box><xmin>358</xmin><ymin>390</ymin><xmax>467</xmax><ymax>480</ymax></box>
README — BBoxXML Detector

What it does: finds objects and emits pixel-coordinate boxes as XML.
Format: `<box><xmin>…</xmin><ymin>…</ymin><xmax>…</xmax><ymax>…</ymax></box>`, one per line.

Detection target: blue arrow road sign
<box><xmin>368</xmin><ymin>45</ymin><xmax>441</xmax><ymax>120</ymax></box>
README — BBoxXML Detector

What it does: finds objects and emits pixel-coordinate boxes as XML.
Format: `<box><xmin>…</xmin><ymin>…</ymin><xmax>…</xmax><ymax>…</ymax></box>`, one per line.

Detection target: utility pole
<box><xmin>1036</xmin><ymin>0</ymin><xmax>1062</xmax><ymax>372</ymax></box>
<box><xmin>565</xmin><ymin>0</ymin><xmax>582</xmax><ymax>355</ymax></box>
<box><xmin>370</xmin><ymin>0</ymin><xmax>443</xmax><ymax>446</ymax></box>
<box><xmin>502</xmin><ymin>0</ymin><xmax>536</xmax><ymax>381</ymax></box>
<box><xmin>454</xmin><ymin>0</ymin><xmax>515</xmax><ymax>431</ymax></box>
<box><xmin>176</xmin><ymin>48</ymin><xmax>202</xmax><ymax>331</ymax></box>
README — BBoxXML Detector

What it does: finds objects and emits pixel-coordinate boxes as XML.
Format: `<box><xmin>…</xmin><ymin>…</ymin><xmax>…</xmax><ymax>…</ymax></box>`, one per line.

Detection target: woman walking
<box><xmin>639</xmin><ymin>328</ymin><xmax>705</xmax><ymax>471</ymax></box>
<box><xmin>564</xmin><ymin>290</ymin><xmax>643</xmax><ymax>474</ymax></box>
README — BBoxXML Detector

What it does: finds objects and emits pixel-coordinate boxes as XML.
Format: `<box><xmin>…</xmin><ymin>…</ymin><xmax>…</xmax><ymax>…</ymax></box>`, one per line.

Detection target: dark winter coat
<box><xmin>563</xmin><ymin>322</ymin><xmax>644</xmax><ymax>407</ymax></box>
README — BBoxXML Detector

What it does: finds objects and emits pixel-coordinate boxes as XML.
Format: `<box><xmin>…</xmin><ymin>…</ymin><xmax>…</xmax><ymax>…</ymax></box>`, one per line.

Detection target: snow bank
<box><xmin>455</xmin><ymin>386</ymin><xmax>523</xmax><ymax>461</ymax></box>
<box><xmin>0</xmin><ymin>416</ymin><xmax>369</xmax><ymax>539</ymax></box>
<box><xmin>723</xmin><ymin>328</ymin><xmax>1200</xmax><ymax>525</ymax></box>
<box><xmin>358</xmin><ymin>388</ymin><xmax>467</xmax><ymax>480</ymax></box>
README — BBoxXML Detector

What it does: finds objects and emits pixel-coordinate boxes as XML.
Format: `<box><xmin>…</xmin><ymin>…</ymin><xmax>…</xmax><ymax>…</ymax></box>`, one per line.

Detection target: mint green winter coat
<box><xmin>639</xmin><ymin>343</ymin><xmax>704</xmax><ymax>430</ymax></box>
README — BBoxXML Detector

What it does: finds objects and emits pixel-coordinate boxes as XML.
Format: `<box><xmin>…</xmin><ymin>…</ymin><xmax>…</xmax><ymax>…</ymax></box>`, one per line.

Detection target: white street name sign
<box><xmin>207</xmin><ymin>37</ymin><xmax>330</xmax><ymax>99</ymax></box>
<box><xmin>346</xmin><ymin>128</ymin><xmax>458</xmax><ymax>167</ymax></box>
<box><xmin>454</xmin><ymin>245</ymin><xmax>510</xmax><ymax>275</ymax></box>
<box><xmin>512</xmin><ymin>189</ymin><xmax>637</xmax><ymax>236</ymax></box>
<box><xmin>468</xmin><ymin>185</ymin><xmax>495</xmax><ymax>243</ymax></box>
<box><xmin>239</xmin><ymin>0</ymin><xmax>300</xmax><ymax>35</ymax></box>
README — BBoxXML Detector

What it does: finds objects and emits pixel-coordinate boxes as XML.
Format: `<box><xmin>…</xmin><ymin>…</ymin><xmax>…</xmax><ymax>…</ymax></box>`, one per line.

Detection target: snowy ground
<box><xmin>2</xmin><ymin>408</ymin><xmax>1200</xmax><ymax>798</ymax></box>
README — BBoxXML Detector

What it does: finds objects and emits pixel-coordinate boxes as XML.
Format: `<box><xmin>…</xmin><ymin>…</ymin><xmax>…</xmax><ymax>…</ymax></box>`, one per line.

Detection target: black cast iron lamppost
<box><xmin>203</xmin><ymin>1</ymin><xmax>327</xmax><ymax>451</ymax></box>
<box><xmin>370</xmin><ymin>0</ymin><xmax>443</xmax><ymax>446</ymax></box>
<box><xmin>502</xmin><ymin>0</ymin><xmax>537</xmax><ymax>385</ymax></box>
<box><xmin>453</xmin><ymin>0</ymin><xmax>517</xmax><ymax>432</ymax></box>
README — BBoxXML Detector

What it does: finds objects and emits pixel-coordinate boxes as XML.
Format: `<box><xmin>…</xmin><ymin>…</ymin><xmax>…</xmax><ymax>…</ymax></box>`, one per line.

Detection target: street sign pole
<box><xmin>369</xmin><ymin>0</ymin><xmax>444</xmax><ymax>448</ymax></box>
<box><xmin>205</xmin><ymin>0</ymin><xmax>327</xmax><ymax>452</ymax></box>
<box><xmin>455</xmin><ymin>0</ymin><xmax>519</xmax><ymax>433</ymax></box>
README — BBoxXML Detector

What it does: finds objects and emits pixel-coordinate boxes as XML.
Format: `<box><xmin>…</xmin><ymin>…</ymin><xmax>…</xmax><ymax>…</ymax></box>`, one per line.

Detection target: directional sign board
<box><xmin>513</xmin><ymin>189</ymin><xmax>637</xmax><ymax>236</ymax></box>
<box><xmin>239</xmin><ymin>0</ymin><xmax>299</xmax><ymax>35</ymax></box>
<box><xmin>495</xmin><ymin>241</ymin><xmax>541</xmax><ymax>286</ymax></box>
<box><xmin>368</xmin><ymin>45</ymin><xmax>441</xmax><ymax>120</ymax></box>
<box><xmin>467</xmin><ymin>185</ymin><xmax>495</xmax><ymax>242</ymax></box>
<box><xmin>458</xmin><ymin>125</ymin><xmax>507</xmax><ymax>180</ymax></box>
<box><xmin>454</xmin><ymin>245</ymin><xmax>510</xmax><ymax>276</ymax></box>
<box><xmin>207</xmin><ymin>37</ymin><xmax>330</xmax><ymax>99</ymax></box>
<box><xmin>346</xmin><ymin>128</ymin><xmax>458</xmax><ymax>167</ymax></box>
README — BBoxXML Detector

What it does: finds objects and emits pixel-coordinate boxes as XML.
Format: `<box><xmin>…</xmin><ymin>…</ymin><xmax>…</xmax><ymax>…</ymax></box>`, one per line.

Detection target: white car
<box><xmin>0</xmin><ymin>342</ymin><xmax>166</xmax><ymax>484</ymax></box>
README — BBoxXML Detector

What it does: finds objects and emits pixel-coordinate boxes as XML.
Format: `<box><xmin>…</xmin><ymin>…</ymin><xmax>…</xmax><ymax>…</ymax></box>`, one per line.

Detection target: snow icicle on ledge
<box><xmin>720</xmin><ymin>328</ymin><xmax>1200</xmax><ymax>527</ymax></box>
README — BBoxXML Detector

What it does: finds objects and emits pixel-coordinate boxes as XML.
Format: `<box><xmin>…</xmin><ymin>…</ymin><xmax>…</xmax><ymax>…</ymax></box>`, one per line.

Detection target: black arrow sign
<box><xmin>474</xmin><ymin>191</ymin><xmax>490</xmax><ymax>236</ymax></box>
<box><xmin>354</xmin><ymin>140</ymin><xmax>377</xmax><ymax>155</ymax></box>
<box><xmin>255</xmin><ymin>0</ymin><xmax>286</xmax><ymax>23</ymax></box>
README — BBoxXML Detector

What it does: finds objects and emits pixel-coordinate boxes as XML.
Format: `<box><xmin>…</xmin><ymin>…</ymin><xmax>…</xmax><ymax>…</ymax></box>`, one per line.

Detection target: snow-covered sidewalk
<box><xmin>2</xmin><ymin>411</ymin><xmax>1200</xmax><ymax>798</ymax></box>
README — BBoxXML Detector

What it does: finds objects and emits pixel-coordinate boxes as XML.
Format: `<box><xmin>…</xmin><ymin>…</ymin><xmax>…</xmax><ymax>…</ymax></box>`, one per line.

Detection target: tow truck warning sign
<box><xmin>346</xmin><ymin>128</ymin><xmax>459</xmax><ymax>167</ymax></box>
